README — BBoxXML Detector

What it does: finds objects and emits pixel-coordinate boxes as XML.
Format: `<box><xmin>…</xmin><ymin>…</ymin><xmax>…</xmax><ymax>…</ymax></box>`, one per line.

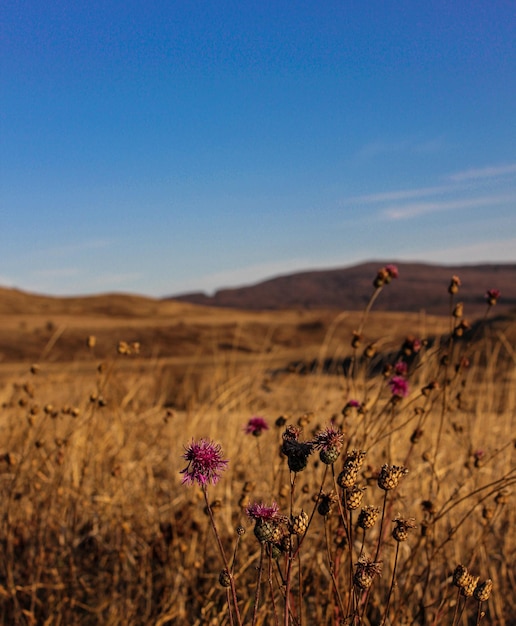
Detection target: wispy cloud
<box><xmin>43</xmin><ymin>238</ymin><xmax>112</xmax><ymax>258</ymax></box>
<box><xmin>349</xmin><ymin>184</ymin><xmax>459</xmax><ymax>204</ymax></box>
<box><xmin>382</xmin><ymin>193</ymin><xmax>516</xmax><ymax>220</ymax></box>
<box><xmin>449</xmin><ymin>163</ymin><xmax>516</xmax><ymax>182</ymax></box>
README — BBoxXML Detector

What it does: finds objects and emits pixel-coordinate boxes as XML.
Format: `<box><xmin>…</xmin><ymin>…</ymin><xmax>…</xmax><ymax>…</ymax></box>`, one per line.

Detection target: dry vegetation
<box><xmin>0</xmin><ymin>271</ymin><xmax>515</xmax><ymax>625</ymax></box>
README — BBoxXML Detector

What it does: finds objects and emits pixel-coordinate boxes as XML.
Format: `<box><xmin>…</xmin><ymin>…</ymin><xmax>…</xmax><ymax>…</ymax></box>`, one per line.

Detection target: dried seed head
<box><xmin>282</xmin><ymin>426</ymin><xmax>314</xmax><ymax>473</ymax></box>
<box><xmin>337</xmin><ymin>450</ymin><xmax>367</xmax><ymax>489</ymax></box>
<box><xmin>351</xmin><ymin>331</ymin><xmax>362</xmax><ymax>349</ymax></box>
<box><xmin>290</xmin><ymin>510</ymin><xmax>309</xmax><ymax>536</ymax></box>
<box><xmin>448</xmin><ymin>275</ymin><xmax>461</xmax><ymax>295</ymax></box>
<box><xmin>392</xmin><ymin>517</ymin><xmax>417</xmax><ymax>542</ymax></box>
<box><xmin>345</xmin><ymin>485</ymin><xmax>366</xmax><ymax>510</ymax></box>
<box><xmin>353</xmin><ymin>555</ymin><xmax>382</xmax><ymax>590</ymax></box>
<box><xmin>452</xmin><ymin>564</ymin><xmax>470</xmax><ymax>588</ymax></box>
<box><xmin>377</xmin><ymin>464</ymin><xmax>409</xmax><ymax>491</ymax></box>
<box><xmin>357</xmin><ymin>505</ymin><xmax>380</xmax><ymax>530</ymax></box>
<box><xmin>474</xmin><ymin>579</ymin><xmax>493</xmax><ymax>602</ymax></box>
<box><xmin>453</xmin><ymin>302</ymin><xmax>464</xmax><ymax>318</ymax></box>
<box><xmin>461</xmin><ymin>574</ymin><xmax>480</xmax><ymax>598</ymax></box>
<box><xmin>218</xmin><ymin>569</ymin><xmax>231</xmax><ymax>588</ymax></box>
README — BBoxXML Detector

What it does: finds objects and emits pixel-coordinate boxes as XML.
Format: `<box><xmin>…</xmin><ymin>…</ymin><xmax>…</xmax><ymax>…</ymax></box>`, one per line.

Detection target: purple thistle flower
<box><xmin>246</xmin><ymin>501</ymin><xmax>280</xmax><ymax>522</ymax></box>
<box><xmin>244</xmin><ymin>416</ymin><xmax>269</xmax><ymax>437</ymax></box>
<box><xmin>313</xmin><ymin>425</ymin><xmax>344</xmax><ymax>452</ymax></box>
<box><xmin>347</xmin><ymin>399</ymin><xmax>361</xmax><ymax>408</ymax></box>
<box><xmin>486</xmin><ymin>289</ymin><xmax>501</xmax><ymax>306</ymax></box>
<box><xmin>180</xmin><ymin>439</ymin><xmax>229</xmax><ymax>487</ymax></box>
<box><xmin>394</xmin><ymin>361</ymin><xmax>408</xmax><ymax>376</ymax></box>
<box><xmin>385</xmin><ymin>264</ymin><xmax>399</xmax><ymax>279</ymax></box>
<box><xmin>388</xmin><ymin>376</ymin><xmax>409</xmax><ymax>398</ymax></box>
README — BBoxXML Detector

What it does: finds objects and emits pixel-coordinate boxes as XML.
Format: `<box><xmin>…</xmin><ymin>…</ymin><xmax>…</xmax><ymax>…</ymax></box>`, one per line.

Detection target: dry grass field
<box><xmin>0</xmin><ymin>271</ymin><xmax>515</xmax><ymax>625</ymax></box>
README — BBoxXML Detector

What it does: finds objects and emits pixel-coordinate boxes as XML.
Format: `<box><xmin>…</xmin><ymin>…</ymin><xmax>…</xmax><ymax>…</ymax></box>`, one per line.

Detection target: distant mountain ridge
<box><xmin>170</xmin><ymin>261</ymin><xmax>516</xmax><ymax>316</ymax></box>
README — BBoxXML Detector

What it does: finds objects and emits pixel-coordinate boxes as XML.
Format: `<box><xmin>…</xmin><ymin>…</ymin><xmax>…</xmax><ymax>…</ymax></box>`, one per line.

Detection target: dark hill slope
<box><xmin>170</xmin><ymin>262</ymin><xmax>515</xmax><ymax>316</ymax></box>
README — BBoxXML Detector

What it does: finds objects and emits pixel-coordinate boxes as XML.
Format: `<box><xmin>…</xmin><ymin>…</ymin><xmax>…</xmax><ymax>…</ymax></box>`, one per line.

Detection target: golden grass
<box><xmin>0</xmin><ymin>280</ymin><xmax>514</xmax><ymax>625</ymax></box>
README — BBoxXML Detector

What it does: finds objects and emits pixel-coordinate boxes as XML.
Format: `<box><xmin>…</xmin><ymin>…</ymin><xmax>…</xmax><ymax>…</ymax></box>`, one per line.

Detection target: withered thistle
<box><xmin>337</xmin><ymin>449</ymin><xmax>367</xmax><ymax>489</ymax></box>
<box><xmin>357</xmin><ymin>505</ymin><xmax>380</xmax><ymax>530</ymax></box>
<box><xmin>392</xmin><ymin>517</ymin><xmax>416</xmax><ymax>542</ymax></box>
<box><xmin>345</xmin><ymin>484</ymin><xmax>366</xmax><ymax>510</ymax></box>
<box><xmin>281</xmin><ymin>425</ymin><xmax>314</xmax><ymax>473</ymax></box>
<box><xmin>474</xmin><ymin>579</ymin><xmax>493</xmax><ymax>602</ymax></box>
<box><xmin>353</xmin><ymin>554</ymin><xmax>382</xmax><ymax>589</ymax></box>
<box><xmin>377</xmin><ymin>464</ymin><xmax>408</xmax><ymax>491</ymax></box>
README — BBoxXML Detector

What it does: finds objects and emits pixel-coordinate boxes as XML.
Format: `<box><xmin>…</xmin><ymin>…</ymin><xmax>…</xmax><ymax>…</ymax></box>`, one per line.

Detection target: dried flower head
<box><xmin>474</xmin><ymin>579</ymin><xmax>493</xmax><ymax>602</ymax></box>
<box><xmin>486</xmin><ymin>289</ymin><xmax>501</xmax><ymax>306</ymax></box>
<box><xmin>452</xmin><ymin>564</ymin><xmax>470</xmax><ymax>588</ymax></box>
<box><xmin>461</xmin><ymin>574</ymin><xmax>480</xmax><ymax>598</ymax></box>
<box><xmin>180</xmin><ymin>439</ymin><xmax>229</xmax><ymax>487</ymax></box>
<box><xmin>313</xmin><ymin>425</ymin><xmax>345</xmax><ymax>464</ymax></box>
<box><xmin>353</xmin><ymin>555</ymin><xmax>382</xmax><ymax>589</ymax></box>
<box><xmin>378</xmin><ymin>464</ymin><xmax>409</xmax><ymax>491</ymax></box>
<box><xmin>373</xmin><ymin>264</ymin><xmax>398</xmax><ymax>287</ymax></box>
<box><xmin>337</xmin><ymin>449</ymin><xmax>367</xmax><ymax>489</ymax></box>
<box><xmin>344</xmin><ymin>484</ymin><xmax>366</xmax><ymax>510</ymax></box>
<box><xmin>281</xmin><ymin>426</ymin><xmax>314</xmax><ymax>473</ymax></box>
<box><xmin>392</xmin><ymin>516</ymin><xmax>417</xmax><ymax>542</ymax></box>
<box><xmin>244</xmin><ymin>416</ymin><xmax>269</xmax><ymax>437</ymax></box>
<box><xmin>388</xmin><ymin>376</ymin><xmax>409</xmax><ymax>398</ymax></box>
<box><xmin>357</xmin><ymin>505</ymin><xmax>380</xmax><ymax>530</ymax></box>
<box><xmin>448</xmin><ymin>275</ymin><xmax>461</xmax><ymax>295</ymax></box>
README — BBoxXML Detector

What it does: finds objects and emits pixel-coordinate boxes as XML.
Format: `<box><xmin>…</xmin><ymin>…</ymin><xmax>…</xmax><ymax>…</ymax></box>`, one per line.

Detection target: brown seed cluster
<box><xmin>377</xmin><ymin>464</ymin><xmax>408</xmax><ymax>491</ymax></box>
<box><xmin>337</xmin><ymin>450</ymin><xmax>367</xmax><ymax>489</ymax></box>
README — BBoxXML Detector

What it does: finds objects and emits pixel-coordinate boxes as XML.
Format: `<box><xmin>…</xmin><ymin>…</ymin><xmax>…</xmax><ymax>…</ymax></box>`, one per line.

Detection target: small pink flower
<box><xmin>347</xmin><ymin>399</ymin><xmax>361</xmax><ymax>408</ymax></box>
<box><xmin>486</xmin><ymin>289</ymin><xmax>501</xmax><ymax>306</ymax></box>
<box><xmin>244</xmin><ymin>416</ymin><xmax>269</xmax><ymax>437</ymax></box>
<box><xmin>246</xmin><ymin>501</ymin><xmax>279</xmax><ymax>522</ymax></box>
<box><xmin>388</xmin><ymin>376</ymin><xmax>409</xmax><ymax>398</ymax></box>
<box><xmin>180</xmin><ymin>439</ymin><xmax>229</xmax><ymax>487</ymax></box>
<box><xmin>394</xmin><ymin>361</ymin><xmax>408</xmax><ymax>376</ymax></box>
<box><xmin>385</xmin><ymin>264</ymin><xmax>399</xmax><ymax>279</ymax></box>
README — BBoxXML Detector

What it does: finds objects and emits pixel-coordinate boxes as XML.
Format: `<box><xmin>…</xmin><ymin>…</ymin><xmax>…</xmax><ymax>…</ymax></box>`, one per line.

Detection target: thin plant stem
<box><xmin>202</xmin><ymin>487</ymin><xmax>243</xmax><ymax>626</ymax></box>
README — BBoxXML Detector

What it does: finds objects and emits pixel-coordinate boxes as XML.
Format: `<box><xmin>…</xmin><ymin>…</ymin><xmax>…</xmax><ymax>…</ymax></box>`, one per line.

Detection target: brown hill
<box><xmin>170</xmin><ymin>261</ymin><xmax>516</xmax><ymax>316</ymax></box>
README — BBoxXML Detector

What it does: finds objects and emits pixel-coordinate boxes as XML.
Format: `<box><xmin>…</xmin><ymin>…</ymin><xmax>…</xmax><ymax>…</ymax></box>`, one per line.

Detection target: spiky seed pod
<box><xmin>254</xmin><ymin>520</ymin><xmax>278</xmax><ymax>543</ymax></box>
<box><xmin>218</xmin><ymin>569</ymin><xmax>231</xmax><ymax>588</ymax></box>
<box><xmin>337</xmin><ymin>450</ymin><xmax>367</xmax><ymax>489</ymax></box>
<box><xmin>377</xmin><ymin>464</ymin><xmax>409</xmax><ymax>491</ymax></box>
<box><xmin>357</xmin><ymin>505</ymin><xmax>380</xmax><ymax>530</ymax></box>
<box><xmin>461</xmin><ymin>574</ymin><xmax>480</xmax><ymax>598</ymax></box>
<box><xmin>290</xmin><ymin>511</ymin><xmax>309</xmax><ymax>536</ymax></box>
<box><xmin>453</xmin><ymin>564</ymin><xmax>470</xmax><ymax>588</ymax></box>
<box><xmin>392</xmin><ymin>517</ymin><xmax>416</xmax><ymax>542</ymax></box>
<box><xmin>345</xmin><ymin>485</ymin><xmax>366</xmax><ymax>510</ymax></box>
<box><xmin>354</xmin><ymin>567</ymin><xmax>374</xmax><ymax>590</ymax></box>
<box><xmin>353</xmin><ymin>555</ymin><xmax>382</xmax><ymax>590</ymax></box>
<box><xmin>474</xmin><ymin>579</ymin><xmax>493</xmax><ymax>602</ymax></box>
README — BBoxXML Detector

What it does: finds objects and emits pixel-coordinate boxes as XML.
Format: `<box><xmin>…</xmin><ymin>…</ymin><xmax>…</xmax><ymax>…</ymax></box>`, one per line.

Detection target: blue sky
<box><xmin>1</xmin><ymin>1</ymin><xmax>515</xmax><ymax>297</ymax></box>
